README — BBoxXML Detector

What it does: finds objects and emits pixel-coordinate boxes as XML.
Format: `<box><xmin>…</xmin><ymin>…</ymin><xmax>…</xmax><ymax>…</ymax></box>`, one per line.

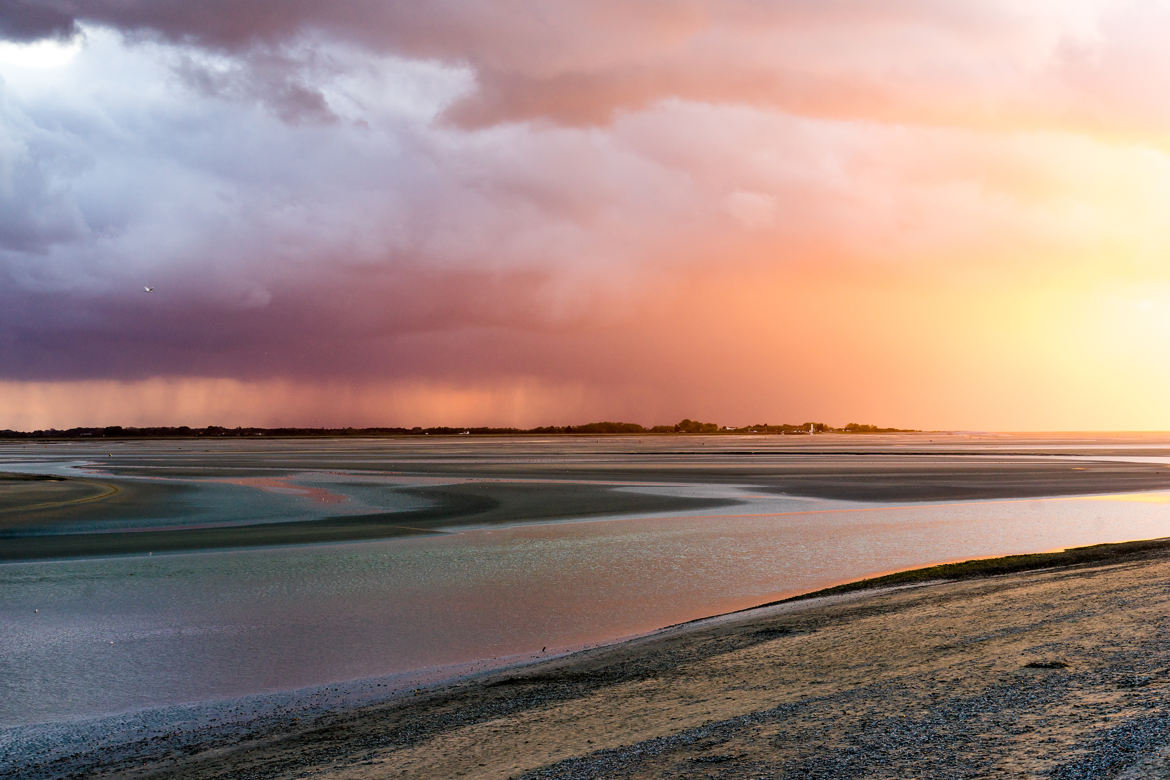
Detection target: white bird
<box><xmin>143</xmin><ymin>286</ymin><xmax>154</xmax><ymax>293</ymax></box>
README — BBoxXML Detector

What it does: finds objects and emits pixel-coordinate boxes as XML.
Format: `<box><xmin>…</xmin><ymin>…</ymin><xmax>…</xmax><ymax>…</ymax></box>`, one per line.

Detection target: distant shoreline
<box><xmin>0</xmin><ymin>420</ymin><xmax>916</xmax><ymax>439</ymax></box>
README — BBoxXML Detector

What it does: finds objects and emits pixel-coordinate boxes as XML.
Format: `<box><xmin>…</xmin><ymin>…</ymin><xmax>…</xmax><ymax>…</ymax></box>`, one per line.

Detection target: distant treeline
<box><xmin>0</xmin><ymin>420</ymin><xmax>915</xmax><ymax>439</ymax></box>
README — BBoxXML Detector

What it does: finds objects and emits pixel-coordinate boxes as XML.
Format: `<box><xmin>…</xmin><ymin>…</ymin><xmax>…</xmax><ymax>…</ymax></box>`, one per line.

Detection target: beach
<box><xmin>7</xmin><ymin>434</ymin><xmax>1170</xmax><ymax>777</ymax></box>
<box><xmin>27</xmin><ymin>540</ymin><xmax>1170</xmax><ymax>778</ymax></box>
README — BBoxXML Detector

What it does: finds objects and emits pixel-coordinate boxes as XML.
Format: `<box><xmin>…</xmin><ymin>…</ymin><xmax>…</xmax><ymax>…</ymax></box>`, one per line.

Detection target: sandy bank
<box><xmin>32</xmin><ymin>540</ymin><xmax>1170</xmax><ymax>779</ymax></box>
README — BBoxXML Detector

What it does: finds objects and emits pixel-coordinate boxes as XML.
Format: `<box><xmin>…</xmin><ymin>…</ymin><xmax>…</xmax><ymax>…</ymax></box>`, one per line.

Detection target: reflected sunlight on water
<box><xmin>1071</xmin><ymin>492</ymin><xmax>1170</xmax><ymax>504</ymax></box>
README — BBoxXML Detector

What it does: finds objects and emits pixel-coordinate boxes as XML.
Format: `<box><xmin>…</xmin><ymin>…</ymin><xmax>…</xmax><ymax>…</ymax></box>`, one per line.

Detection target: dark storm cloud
<box><xmin>0</xmin><ymin>19</ymin><xmax>681</xmax><ymax>388</ymax></box>
<box><xmin>0</xmin><ymin>0</ymin><xmax>77</xmax><ymax>42</ymax></box>
<box><xmin>0</xmin><ymin>1</ymin><xmax>1023</xmax><ymax>128</ymax></box>
<box><xmin>0</xmin><ymin>0</ymin><xmax>311</xmax><ymax>50</ymax></box>
<box><xmin>0</xmin><ymin>259</ymin><xmax>580</xmax><ymax>382</ymax></box>
<box><xmin>5</xmin><ymin>1</ymin><xmax>1166</xmax><ymax>137</ymax></box>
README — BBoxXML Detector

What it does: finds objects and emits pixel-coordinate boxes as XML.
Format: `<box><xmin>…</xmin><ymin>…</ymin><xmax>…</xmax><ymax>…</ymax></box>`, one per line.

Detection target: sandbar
<box><xmin>8</xmin><ymin>451</ymin><xmax>1170</xmax><ymax>561</ymax></box>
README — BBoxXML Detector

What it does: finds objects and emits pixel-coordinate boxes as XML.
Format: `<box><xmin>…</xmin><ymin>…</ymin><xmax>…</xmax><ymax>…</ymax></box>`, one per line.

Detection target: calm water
<box><xmin>4</xmin><ymin>437</ymin><xmax>1170</xmax><ymax>726</ymax></box>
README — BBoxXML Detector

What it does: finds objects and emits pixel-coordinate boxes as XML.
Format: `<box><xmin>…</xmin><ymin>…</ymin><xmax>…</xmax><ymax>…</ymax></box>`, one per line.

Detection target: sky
<box><xmin>2</xmin><ymin>1</ymin><xmax>1170</xmax><ymax>431</ymax></box>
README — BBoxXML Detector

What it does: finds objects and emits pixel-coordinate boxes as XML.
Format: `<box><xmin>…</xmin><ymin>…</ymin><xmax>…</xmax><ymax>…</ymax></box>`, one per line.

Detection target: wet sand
<box><xmin>8</xmin><ymin>440</ymin><xmax>1170</xmax><ymax>561</ymax></box>
<box><xmin>37</xmin><ymin>540</ymin><xmax>1170</xmax><ymax>779</ymax></box>
<box><xmin>0</xmin><ymin>479</ymin><xmax>733</xmax><ymax>561</ymax></box>
<box><xmin>0</xmin><ymin>473</ymin><xmax>118</xmax><ymax>529</ymax></box>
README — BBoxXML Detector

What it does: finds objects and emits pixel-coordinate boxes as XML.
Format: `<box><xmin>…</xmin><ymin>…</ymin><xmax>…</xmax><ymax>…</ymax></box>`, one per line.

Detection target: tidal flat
<box><xmin>6</xmin><ymin>432</ymin><xmax>1170</xmax><ymax>777</ymax></box>
<box><xmin>7</xmin><ymin>433</ymin><xmax>1170</xmax><ymax>561</ymax></box>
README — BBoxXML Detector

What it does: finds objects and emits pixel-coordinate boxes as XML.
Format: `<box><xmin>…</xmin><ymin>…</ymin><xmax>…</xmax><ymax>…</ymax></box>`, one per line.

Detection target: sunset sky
<box><xmin>3</xmin><ymin>2</ymin><xmax>1170</xmax><ymax>431</ymax></box>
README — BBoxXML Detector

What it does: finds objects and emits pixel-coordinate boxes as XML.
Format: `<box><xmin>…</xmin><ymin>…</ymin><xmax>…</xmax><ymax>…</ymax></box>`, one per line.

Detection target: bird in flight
<box><xmin>143</xmin><ymin>286</ymin><xmax>154</xmax><ymax>293</ymax></box>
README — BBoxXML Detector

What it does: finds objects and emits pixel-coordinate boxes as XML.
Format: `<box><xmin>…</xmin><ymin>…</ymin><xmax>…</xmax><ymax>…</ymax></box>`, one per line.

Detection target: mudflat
<box><xmin>0</xmin><ymin>479</ymin><xmax>734</xmax><ymax>560</ymax></box>
<box><xmin>0</xmin><ymin>473</ymin><xmax>118</xmax><ymax>529</ymax></box>
<box><xmin>62</xmin><ymin>543</ymin><xmax>1170</xmax><ymax>779</ymax></box>
<box><xmin>8</xmin><ymin>435</ymin><xmax>1170</xmax><ymax>561</ymax></box>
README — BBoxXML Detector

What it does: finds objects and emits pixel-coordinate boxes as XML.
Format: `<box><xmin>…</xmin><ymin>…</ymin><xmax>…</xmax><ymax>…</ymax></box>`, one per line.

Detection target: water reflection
<box><xmin>3</xmin><ymin>484</ymin><xmax>1169</xmax><ymax>726</ymax></box>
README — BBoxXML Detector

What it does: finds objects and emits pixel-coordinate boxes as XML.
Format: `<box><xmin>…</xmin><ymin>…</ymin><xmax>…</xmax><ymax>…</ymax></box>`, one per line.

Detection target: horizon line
<box><xmin>5</xmin><ymin>424</ymin><xmax>1170</xmax><ymax>438</ymax></box>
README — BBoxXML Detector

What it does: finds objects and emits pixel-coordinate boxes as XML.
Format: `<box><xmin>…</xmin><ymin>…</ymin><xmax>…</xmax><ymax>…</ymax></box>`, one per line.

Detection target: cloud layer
<box><xmin>3</xmin><ymin>2</ymin><xmax>1170</xmax><ymax>429</ymax></box>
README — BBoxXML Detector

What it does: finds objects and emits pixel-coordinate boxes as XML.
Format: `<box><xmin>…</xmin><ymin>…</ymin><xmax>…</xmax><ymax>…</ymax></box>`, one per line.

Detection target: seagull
<box><xmin>143</xmin><ymin>286</ymin><xmax>155</xmax><ymax>293</ymax></box>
